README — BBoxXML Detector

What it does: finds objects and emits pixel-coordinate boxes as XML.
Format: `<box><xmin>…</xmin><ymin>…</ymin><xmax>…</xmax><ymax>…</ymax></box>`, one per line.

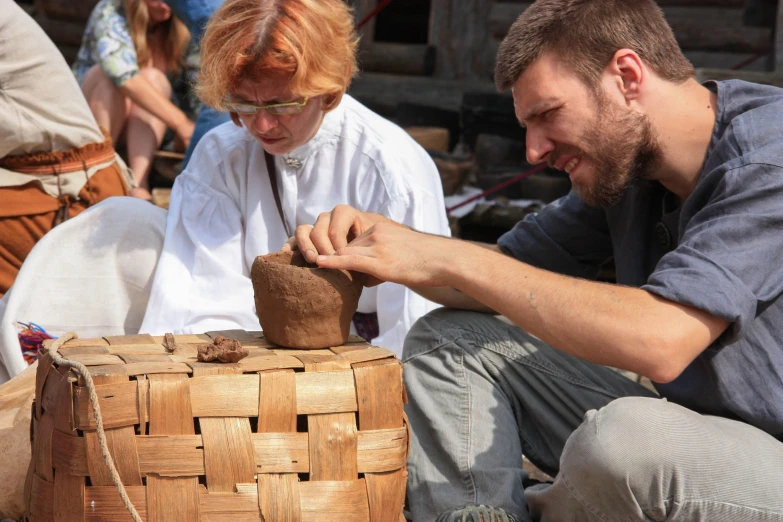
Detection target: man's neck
<box><xmin>645</xmin><ymin>79</ymin><xmax>718</xmax><ymax>202</ymax></box>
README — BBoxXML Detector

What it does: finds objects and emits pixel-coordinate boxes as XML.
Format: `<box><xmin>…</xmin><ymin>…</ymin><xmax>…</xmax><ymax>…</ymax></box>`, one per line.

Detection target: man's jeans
<box><xmin>403</xmin><ymin>308</ymin><xmax>783</xmax><ymax>521</ymax></box>
<box><xmin>164</xmin><ymin>0</ymin><xmax>231</xmax><ymax>166</ymax></box>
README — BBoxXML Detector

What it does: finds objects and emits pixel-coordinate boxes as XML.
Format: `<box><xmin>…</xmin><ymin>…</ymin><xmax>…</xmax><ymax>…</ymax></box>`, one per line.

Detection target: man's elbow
<box><xmin>647</xmin><ymin>359</ymin><xmax>685</xmax><ymax>384</ymax></box>
<box><xmin>638</xmin><ymin>303</ymin><xmax>729</xmax><ymax>384</ymax></box>
<box><xmin>643</xmin><ymin>331</ymin><xmax>705</xmax><ymax>384</ymax></box>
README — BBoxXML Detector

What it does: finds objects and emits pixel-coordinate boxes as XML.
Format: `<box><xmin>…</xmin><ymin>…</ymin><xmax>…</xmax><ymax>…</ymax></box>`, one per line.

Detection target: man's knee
<box><xmin>402</xmin><ymin>308</ymin><xmax>497</xmax><ymax>362</ymax></box>
<box><xmin>562</xmin><ymin>397</ymin><xmax>679</xmax><ymax>486</ymax></box>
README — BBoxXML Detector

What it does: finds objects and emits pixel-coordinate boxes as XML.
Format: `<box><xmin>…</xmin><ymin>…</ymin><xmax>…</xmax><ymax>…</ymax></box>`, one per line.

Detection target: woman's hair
<box><xmin>123</xmin><ymin>0</ymin><xmax>191</xmax><ymax>73</ymax></box>
<box><xmin>495</xmin><ymin>0</ymin><xmax>694</xmax><ymax>92</ymax></box>
<box><xmin>197</xmin><ymin>0</ymin><xmax>359</xmax><ymax>112</ymax></box>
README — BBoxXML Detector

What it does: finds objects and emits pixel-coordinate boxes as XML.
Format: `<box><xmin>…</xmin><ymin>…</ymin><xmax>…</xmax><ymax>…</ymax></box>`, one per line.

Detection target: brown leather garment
<box><xmin>0</xmin><ymin>135</ymin><xmax>130</xmax><ymax>297</ymax></box>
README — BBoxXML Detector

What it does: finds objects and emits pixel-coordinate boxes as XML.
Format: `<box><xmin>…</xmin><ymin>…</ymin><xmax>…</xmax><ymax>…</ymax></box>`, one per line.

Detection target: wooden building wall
<box><xmin>20</xmin><ymin>0</ymin><xmax>783</xmax><ymax>77</ymax></box>
<box><xmin>20</xmin><ymin>0</ymin><xmax>783</xmax><ymax>115</ymax></box>
<box><xmin>349</xmin><ymin>0</ymin><xmax>780</xmax><ymax>82</ymax></box>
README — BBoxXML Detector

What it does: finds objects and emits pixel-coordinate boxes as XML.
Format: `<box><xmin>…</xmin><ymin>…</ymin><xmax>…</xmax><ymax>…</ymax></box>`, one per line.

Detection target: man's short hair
<box><xmin>198</xmin><ymin>0</ymin><xmax>359</xmax><ymax>112</ymax></box>
<box><xmin>495</xmin><ymin>0</ymin><xmax>695</xmax><ymax>92</ymax></box>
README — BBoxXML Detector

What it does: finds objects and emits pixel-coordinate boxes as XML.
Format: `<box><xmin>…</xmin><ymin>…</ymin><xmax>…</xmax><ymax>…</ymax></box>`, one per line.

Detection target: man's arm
<box><xmin>450</xmin><ymin>241</ymin><xmax>728</xmax><ymax>382</ymax></box>
<box><xmin>409</xmin><ymin>285</ymin><xmax>495</xmax><ymax>312</ymax></box>
<box><xmin>285</xmin><ymin>206</ymin><xmax>498</xmax><ymax>313</ymax></box>
<box><xmin>410</xmin><ymin>242</ymin><xmax>501</xmax><ymax>313</ymax></box>
<box><xmin>316</xmin><ymin>223</ymin><xmax>729</xmax><ymax>383</ymax></box>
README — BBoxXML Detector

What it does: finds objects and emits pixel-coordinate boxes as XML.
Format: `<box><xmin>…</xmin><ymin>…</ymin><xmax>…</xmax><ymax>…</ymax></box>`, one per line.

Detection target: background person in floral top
<box><xmin>73</xmin><ymin>0</ymin><xmax>200</xmax><ymax>200</ymax></box>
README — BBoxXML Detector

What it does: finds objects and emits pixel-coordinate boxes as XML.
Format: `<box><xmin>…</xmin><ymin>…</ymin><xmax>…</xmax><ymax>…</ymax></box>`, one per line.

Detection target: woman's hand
<box><xmin>174</xmin><ymin>118</ymin><xmax>195</xmax><ymax>152</ymax></box>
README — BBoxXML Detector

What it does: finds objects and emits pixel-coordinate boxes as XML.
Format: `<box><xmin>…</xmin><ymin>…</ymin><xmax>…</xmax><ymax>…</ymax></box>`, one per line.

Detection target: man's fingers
<box><xmin>315</xmin><ymin>246</ymin><xmax>387</xmax><ymax>288</ymax></box>
<box><xmin>345</xmin><ymin>225</ymin><xmax>374</xmax><ymax>245</ymax></box>
<box><xmin>316</xmin><ymin>248</ymin><xmax>377</xmax><ymax>273</ymax></box>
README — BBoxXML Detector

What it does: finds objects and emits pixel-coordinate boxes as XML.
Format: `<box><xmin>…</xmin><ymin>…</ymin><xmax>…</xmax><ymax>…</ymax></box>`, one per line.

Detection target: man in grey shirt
<box><xmin>288</xmin><ymin>0</ymin><xmax>783</xmax><ymax>520</ymax></box>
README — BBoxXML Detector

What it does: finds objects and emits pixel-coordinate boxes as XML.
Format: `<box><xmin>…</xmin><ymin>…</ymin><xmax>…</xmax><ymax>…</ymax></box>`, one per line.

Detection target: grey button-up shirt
<box><xmin>499</xmin><ymin>80</ymin><xmax>783</xmax><ymax>438</ymax></box>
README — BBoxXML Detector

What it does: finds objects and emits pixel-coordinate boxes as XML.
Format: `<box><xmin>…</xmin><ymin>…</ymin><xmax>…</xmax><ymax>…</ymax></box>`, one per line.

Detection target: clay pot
<box><xmin>250</xmin><ymin>251</ymin><xmax>363</xmax><ymax>349</ymax></box>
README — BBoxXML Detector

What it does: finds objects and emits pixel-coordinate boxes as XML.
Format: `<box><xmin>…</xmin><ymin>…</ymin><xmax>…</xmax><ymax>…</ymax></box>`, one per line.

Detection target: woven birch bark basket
<box><xmin>24</xmin><ymin>330</ymin><xmax>408</xmax><ymax>522</ymax></box>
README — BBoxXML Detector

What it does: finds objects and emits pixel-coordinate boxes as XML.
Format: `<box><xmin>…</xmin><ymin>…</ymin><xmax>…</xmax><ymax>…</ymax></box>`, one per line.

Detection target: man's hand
<box><xmin>282</xmin><ymin>204</ymin><xmax>498</xmax><ymax>308</ymax></box>
<box><xmin>282</xmin><ymin>204</ymin><xmax>400</xmax><ymax>263</ymax></box>
<box><xmin>315</xmin><ymin>222</ymin><xmax>454</xmax><ymax>288</ymax></box>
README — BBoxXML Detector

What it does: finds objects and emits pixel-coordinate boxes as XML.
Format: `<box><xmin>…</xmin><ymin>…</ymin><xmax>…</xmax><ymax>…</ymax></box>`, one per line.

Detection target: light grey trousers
<box><xmin>403</xmin><ymin>309</ymin><xmax>783</xmax><ymax>522</ymax></box>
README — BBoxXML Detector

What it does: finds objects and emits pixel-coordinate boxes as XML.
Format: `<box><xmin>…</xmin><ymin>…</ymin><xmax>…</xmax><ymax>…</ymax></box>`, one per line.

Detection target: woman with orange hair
<box><xmin>73</xmin><ymin>0</ymin><xmax>198</xmax><ymax>199</ymax></box>
<box><xmin>139</xmin><ymin>0</ymin><xmax>449</xmax><ymax>357</ymax></box>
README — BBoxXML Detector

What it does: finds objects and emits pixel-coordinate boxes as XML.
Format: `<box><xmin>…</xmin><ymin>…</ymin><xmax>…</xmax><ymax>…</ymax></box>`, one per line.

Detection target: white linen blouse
<box><xmin>139</xmin><ymin>95</ymin><xmax>450</xmax><ymax>356</ymax></box>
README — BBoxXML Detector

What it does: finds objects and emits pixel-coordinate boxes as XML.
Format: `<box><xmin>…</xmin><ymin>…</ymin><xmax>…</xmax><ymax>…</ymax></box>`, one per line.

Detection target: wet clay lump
<box><xmin>197</xmin><ymin>336</ymin><xmax>249</xmax><ymax>363</ymax></box>
<box><xmin>250</xmin><ymin>251</ymin><xmax>363</xmax><ymax>349</ymax></box>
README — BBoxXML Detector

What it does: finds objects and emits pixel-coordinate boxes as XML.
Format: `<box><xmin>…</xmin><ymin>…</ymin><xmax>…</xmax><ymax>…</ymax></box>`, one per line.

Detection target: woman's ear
<box><xmin>322</xmin><ymin>93</ymin><xmax>342</xmax><ymax>111</ymax></box>
<box><xmin>230</xmin><ymin>112</ymin><xmax>242</xmax><ymax>127</ymax></box>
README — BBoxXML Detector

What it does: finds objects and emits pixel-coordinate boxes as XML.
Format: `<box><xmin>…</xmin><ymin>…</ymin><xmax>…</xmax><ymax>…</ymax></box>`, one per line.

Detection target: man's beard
<box><xmin>573</xmin><ymin>93</ymin><xmax>662</xmax><ymax>208</ymax></box>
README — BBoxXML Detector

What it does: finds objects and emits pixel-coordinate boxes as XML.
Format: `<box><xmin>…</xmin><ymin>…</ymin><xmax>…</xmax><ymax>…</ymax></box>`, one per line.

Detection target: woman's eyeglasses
<box><xmin>223</xmin><ymin>97</ymin><xmax>309</xmax><ymax>116</ymax></box>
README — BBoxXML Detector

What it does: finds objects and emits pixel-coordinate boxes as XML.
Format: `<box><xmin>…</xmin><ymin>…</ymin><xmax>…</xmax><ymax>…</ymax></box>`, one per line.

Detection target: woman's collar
<box><xmin>284</xmin><ymin>99</ymin><xmax>345</xmax><ymax>162</ymax></box>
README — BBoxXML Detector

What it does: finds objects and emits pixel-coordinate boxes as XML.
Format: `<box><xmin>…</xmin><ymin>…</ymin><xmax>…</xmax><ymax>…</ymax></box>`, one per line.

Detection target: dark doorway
<box><xmin>373</xmin><ymin>0</ymin><xmax>431</xmax><ymax>44</ymax></box>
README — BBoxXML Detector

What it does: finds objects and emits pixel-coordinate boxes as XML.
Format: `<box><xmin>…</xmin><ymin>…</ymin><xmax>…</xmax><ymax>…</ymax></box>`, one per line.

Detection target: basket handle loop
<box><xmin>47</xmin><ymin>332</ymin><xmax>143</xmax><ymax>522</ymax></box>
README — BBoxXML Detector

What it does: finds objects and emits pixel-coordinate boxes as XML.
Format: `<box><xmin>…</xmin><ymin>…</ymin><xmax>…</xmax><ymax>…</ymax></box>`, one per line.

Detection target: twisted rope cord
<box><xmin>47</xmin><ymin>332</ymin><xmax>142</xmax><ymax>522</ymax></box>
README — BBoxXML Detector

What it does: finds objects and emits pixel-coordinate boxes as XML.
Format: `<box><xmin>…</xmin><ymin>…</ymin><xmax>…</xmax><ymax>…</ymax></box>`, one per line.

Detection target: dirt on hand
<box><xmin>197</xmin><ymin>336</ymin><xmax>249</xmax><ymax>363</ymax></box>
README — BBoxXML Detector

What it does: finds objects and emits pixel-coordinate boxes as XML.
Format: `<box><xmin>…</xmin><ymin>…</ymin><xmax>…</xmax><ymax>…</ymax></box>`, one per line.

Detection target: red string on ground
<box><xmin>446</xmin><ymin>164</ymin><xmax>548</xmax><ymax>213</ymax></box>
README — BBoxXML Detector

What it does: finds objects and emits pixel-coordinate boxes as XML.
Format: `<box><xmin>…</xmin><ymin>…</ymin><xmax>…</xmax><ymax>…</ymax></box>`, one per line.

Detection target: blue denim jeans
<box><xmin>403</xmin><ymin>309</ymin><xmax>783</xmax><ymax>521</ymax></box>
<box><xmin>183</xmin><ymin>106</ymin><xmax>230</xmax><ymax>167</ymax></box>
<box><xmin>164</xmin><ymin>0</ymin><xmax>231</xmax><ymax>166</ymax></box>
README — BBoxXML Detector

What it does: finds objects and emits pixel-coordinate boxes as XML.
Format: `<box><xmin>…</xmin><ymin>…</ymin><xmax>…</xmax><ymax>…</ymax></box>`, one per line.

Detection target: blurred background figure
<box><xmin>73</xmin><ymin>0</ymin><xmax>198</xmax><ymax>200</ymax></box>
<box><xmin>163</xmin><ymin>0</ymin><xmax>231</xmax><ymax>167</ymax></box>
<box><xmin>0</xmin><ymin>0</ymin><xmax>133</xmax><ymax>299</ymax></box>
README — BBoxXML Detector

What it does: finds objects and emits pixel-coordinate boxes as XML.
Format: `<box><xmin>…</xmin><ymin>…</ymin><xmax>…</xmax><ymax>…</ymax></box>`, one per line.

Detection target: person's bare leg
<box><xmin>126</xmin><ymin>67</ymin><xmax>171</xmax><ymax>200</ymax></box>
<box><xmin>80</xmin><ymin>65</ymin><xmax>131</xmax><ymax>144</ymax></box>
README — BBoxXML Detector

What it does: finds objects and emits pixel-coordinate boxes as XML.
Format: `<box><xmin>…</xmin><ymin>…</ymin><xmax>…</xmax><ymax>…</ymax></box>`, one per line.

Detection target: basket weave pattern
<box><xmin>26</xmin><ymin>330</ymin><xmax>408</xmax><ymax>522</ymax></box>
